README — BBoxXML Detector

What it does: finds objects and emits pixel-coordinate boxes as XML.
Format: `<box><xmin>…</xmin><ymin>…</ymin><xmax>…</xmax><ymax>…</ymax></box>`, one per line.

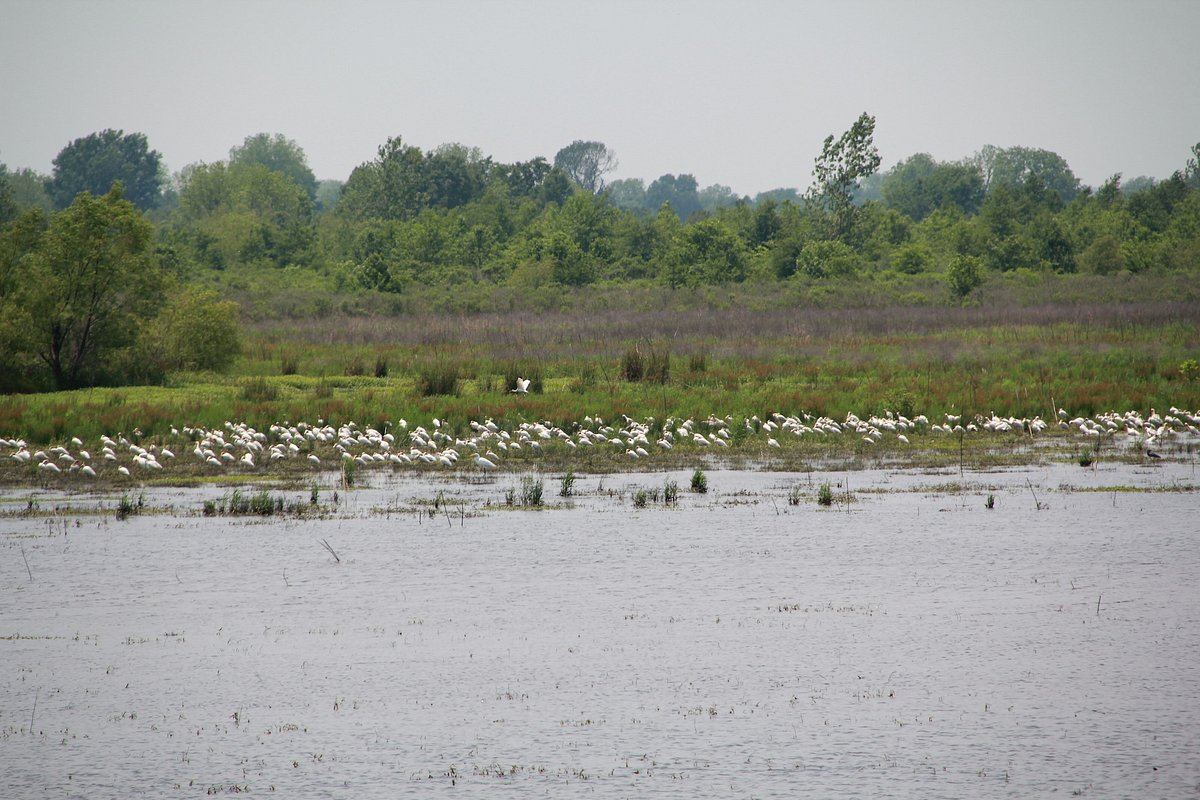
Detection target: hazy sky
<box><xmin>3</xmin><ymin>0</ymin><xmax>1198</xmax><ymax>196</ymax></box>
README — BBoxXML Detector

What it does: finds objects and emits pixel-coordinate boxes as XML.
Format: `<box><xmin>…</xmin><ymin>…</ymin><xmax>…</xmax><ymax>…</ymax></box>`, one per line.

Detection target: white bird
<box><xmin>512</xmin><ymin>377</ymin><xmax>531</xmax><ymax>394</ymax></box>
<box><xmin>117</xmin><ymin>466</ymin><xmax>131</xmax><ymax>476</ymax></box>
<box><xmin>307</xmin><ymin>454</ymin><xmax>321</xmax><ymax>466</ymax></box>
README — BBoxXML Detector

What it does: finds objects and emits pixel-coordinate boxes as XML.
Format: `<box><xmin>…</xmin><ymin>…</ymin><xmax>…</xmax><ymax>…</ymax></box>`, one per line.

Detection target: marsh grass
<box><xmin>1</xmin><ymin>285</ymin><xmax>1198</xmax><ymax>462</ymax></box>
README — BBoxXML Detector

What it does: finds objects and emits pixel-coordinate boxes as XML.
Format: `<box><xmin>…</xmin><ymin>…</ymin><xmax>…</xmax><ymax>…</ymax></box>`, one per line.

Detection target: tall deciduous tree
<box><xmin>807</xmin><ymin>113</ymin><xmax>881</xmax><ymax>242</ymax></box>
<box><xmin>47</xmin><ymin>129</ymin><xmax>165</xmax><ymax>211</ymax></box>
<box><xmin>553</xmin><ymin>140</ymin><xmax>617</xmax><ymax>194</ymax></box>
<box><xmin>971</xmin><ymin>145</ymin><xmax>1081</xmax><ymax>204</ymax></box>
<box><xmin>881</xmin><ymin>153</ymin><xmax>985</xmax><ymax>221</ymax></box>
<box><xmin>646</xmin><ymin>174</ymin><xmax>701</xmax><ymax>221</ymax></box>
<box><xmin>229</xmin><ymin>133</ymin><xmax>318</xmax><ymax>200</ymax></box>
<box><xmin>20</xmin><ymin>186</ymin><xmax>163</xmax><ymax>388</ymax></box>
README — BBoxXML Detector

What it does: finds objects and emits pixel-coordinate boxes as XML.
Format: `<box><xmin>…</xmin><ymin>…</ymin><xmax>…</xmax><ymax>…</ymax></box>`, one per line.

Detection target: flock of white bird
<box><xmin>2</xmin><ymin>405</ymin><xmax>1198</xmax><ymax>480</ymax></box>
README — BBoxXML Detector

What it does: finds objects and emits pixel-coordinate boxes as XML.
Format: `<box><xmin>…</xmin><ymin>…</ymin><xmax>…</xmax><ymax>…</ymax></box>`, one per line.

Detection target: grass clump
<box><xmin>559</xmin><ymin>468</ymin><xmax>575</xmax><ymax>497</ymax></box>
<box><xmin>663</xmin><ymin>479</ymin><xmax>680</xmax><ymax>504</ymax></box>
<box><xmin>690</xmin><ymin>468</ymin><xmax>708</xmax><ymax>494</ymax></box>
<box><xmin>620</xmin><ymin>346</ymin><xmax>644</xmax><ymax>382</ymax></box>
<box><xmin>239</xmin><ymin>376</ymin><xmax>279</xmax><ymax>403</ymax></box>
<box><xmin>507</xmin><ymin>475</ymin><xmax>545</xmax><ymax>507</ymax></box>
<box><xmin>417</xmin><ymin>363</ymin><xmax>460</xmax><ymax>396</ymax></box>
<box><xmin>1078</xmin><ymin>449</ymin><xmax>1094</xmax><ymax>467</ymax></box>
<box><xmin>817</xmin><ymin>482</ymin><xmax>834</xmax><ymax>507</ymax></box>
<box><xmin>115</xmin><ymin>492</ymin><xmax>143</xmax><ymax>520</ymax></box>
<box><xmin>633</xmin><ymin>488</ymin><xmax>649</xmax><ymax>508</ymax></box>
<box><xmin>787</xmin><ymin>485</ymin><xmax>803</xmax><ymax>506</ymax></box>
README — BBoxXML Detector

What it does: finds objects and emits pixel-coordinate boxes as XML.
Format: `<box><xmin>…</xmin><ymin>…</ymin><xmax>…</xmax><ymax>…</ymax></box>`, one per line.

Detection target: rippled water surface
<box><xmin>2</xmin><ymin>463</ymin><xmax>1198</xmax><ymax>798</ymax></box>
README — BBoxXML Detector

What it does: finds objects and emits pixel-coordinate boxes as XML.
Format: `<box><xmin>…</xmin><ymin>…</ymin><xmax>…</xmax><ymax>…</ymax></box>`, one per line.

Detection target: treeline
<box><xmin>1</xmin><ymin>120</ymin><xmax>1199</xmax><ymax>391</ymax></box>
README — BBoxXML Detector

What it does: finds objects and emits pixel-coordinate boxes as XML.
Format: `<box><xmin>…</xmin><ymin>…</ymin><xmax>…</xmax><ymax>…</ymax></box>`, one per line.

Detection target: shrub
<box><xmin>249</xmin><ymin>489</ymin><xmax>276</xmax><ymax>516</ymax></box>
<box><xmin>374</xmin><ymin>354</ymin><xmax>389</xmax><ymax>378</ymax></box>
<box><xmin>344</xmin><ymin>355</ymin><xmax>366</xmax><ymax>377</ymax></box>
<box><xmin>645</xmin><ymin>347</ymin><xmax>670</xmax><ymax>384</ymax></box>
<box><xmin>620</xmin><ymin>346</ymin><xmax>644</xmax><ymax>382</ymax></box>
<box><xmin>280</xmin><ymin>352</ymin><xmax>299</xmax><ymax>375</ymax></box>
<box><xmin>817</xmin><ymin>482</ymin><xmax>834</xmax><ymax>506</ymax></box>
<box><xmin>239</xmin><ymin>376</ymin><xmax>279</xmax><ymax>402</ymax></box>
<box><xmin>139</xmin><ymin>288</ymin><xmax>243</xmax><ymax>373</ymax></box>
<box><xmin>690</xmin><ymin>468</ymin><xmax>708</xmax><ymax>494</ymax></box>
<box><xmin>417</xmin><ymin>363</ymin><xmax>460</xmax><ymax>396</ymax></box>
<box><xmin>687</xmin><ymin>352</ymin><xmax>707</xmax><ymax>373</ymax></box>
<box><xmin>519</xmin><ymin>475</ymin><xmax>544</xmax><ymax>507</ymax></box>
<box><xmin>947</xmin><ymin>254</ymin><xmax>984</xmax><ymax>299</ymax></box>
<box><xmin>1181</xmin><ymin>359</ymin><xmax>1199</xmax><ymax>382</ymax></box>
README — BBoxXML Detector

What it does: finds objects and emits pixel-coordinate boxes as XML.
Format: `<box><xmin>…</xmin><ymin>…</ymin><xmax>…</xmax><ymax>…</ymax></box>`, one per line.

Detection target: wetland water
<box><xmin>2</xmin><ymin>462</ymin><xmax>1198</xmax><ymax>798</ymax></box>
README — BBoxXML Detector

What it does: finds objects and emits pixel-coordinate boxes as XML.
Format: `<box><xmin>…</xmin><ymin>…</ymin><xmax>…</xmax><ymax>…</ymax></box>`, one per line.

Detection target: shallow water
<box><xmin>2</xmin><ymin>463</ymin><xmax>1198</xmax><ymax>798</ymax></box>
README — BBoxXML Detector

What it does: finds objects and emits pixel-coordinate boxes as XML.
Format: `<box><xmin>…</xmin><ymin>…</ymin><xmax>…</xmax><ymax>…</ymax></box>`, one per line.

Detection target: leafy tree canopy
<box><xmin>14</xmin><ymin>186</ymin><xmax>163</xmax><ymax>388</ymax></box>
<box><xmin>971</xmin><ymin>145</ymin><xmax>1081</xmax><ymax>204</ymax></box>
<box><xmin>807</xmin><ymin>113</ymin><xmax>881</xmax><ymax>242</ymax></box>
<box><xmin>229</xmin><ymin>133</ymin><xmax>318</xmax><ymax>200</ymax></box>
<box><xmin>48</xmin><ymin>129</ymin><xmax>165</xmax><ymax>211</ymax></box>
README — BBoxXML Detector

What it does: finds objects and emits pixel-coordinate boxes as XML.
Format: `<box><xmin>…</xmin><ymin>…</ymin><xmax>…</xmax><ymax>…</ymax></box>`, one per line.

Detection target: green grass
<box><xmin>1</xmin><ymin>281</ymin><xmax>1198</xmax><ymax>466</ymax></box>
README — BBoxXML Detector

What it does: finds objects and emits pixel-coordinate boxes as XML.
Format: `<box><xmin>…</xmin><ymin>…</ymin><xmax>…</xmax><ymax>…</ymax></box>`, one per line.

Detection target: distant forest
<box><xmin>2</xmin><ymin>117</ymin><xmax>1199</xmax><ymax>388</ymax></box>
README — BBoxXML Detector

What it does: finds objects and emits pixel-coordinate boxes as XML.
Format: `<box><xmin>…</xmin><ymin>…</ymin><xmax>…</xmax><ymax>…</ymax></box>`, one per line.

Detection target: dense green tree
<box><xmin>668</xmin><ymin>218</ymin><xmax>747</xmax><ymax>286</ymax></box>
<box><xmin>175</xmin><ymin>161</ymin><xmax>316</xmax><ymax>269</ymax></box>
<box><xmin>646</xmin><ymin>174</ymin><xmax>701</xmax><ymax>221</ymax></box>
<box><xmin>339</xmin><ymin>136</ymin><xmax>427</xmax><ymax>220</ymax></box>
<box><xmin>795</xmin><ymin>239</ymin><xmax>860</xmax><ymax>279</ymax></box>
<box><xmin>1077</xmin><ymin>234</ymin><xmax>1125</xmax><ymax>275</ymax></box>
<box><xmin>47</xmin><ymin>129</ymin><xmax>165</xmax><ymax>211</ymax></box>
<box><xmin>0</xmin><ymin>164</ymin><xmax>15</xmax><ymax>226</ymax></box>
<box><xmin>890</xmin><ymin>241</ymin><xmax>932</xmax><ymax>274</ymax></box>
<box><xmin>881</xmin><ymin>154</ymin><xmax>985</xmax><ymax>221</ymax></box>
<box><xmin>5</xmin><ymin>168</ymin><xmax>54</xmax><ymax>214</ymax></box>
<box><xmin>947</xmin><ymin>254</ymin><xmax>984</xmax><ymax>298</ymax></box>
<box><xmin>553</xmin><ymin>140</ymin><xmax>617</xmax><ymax>194</ymax></box>
<box><xmin>606</xmin><ymin>177</ymin><xmax>646</xmax><ymax>211</ymax></box>
<box><xmin>139</xmin><ymin>287</ymin><xmax>242</xmax><ymax>372</ymax></box>
<box><xmin>972</xmin><ymin>145</ymin><xmax>1080</xmax><ymax>204</ymax></box>
<box><xmin>754</xmin><ymin>188</ymin><xmax>802</xmax><ymax>206</ymax></box>
<box><xmin>807</xmin><ymin>112</ymin><xmax>881</xmax><ymax>242</ymax></box>
<box><xmin>229</xmin><ymin>133</ymin><xmax>318</xmax><ymax>200</ymax></box>
<box><xmin>15</xmin><ymin>187</ymin><xmax>164</xmax><ymax>388</ymax></box>
<box><xmin>749</xmin><ymin>198</ymin><xmax>781</xmax><ymax>248</ymax></box>
<box><xmin>698</xmin><ymin>184</ymin><xmax>738</xmax><ymax>212</ymax></box>
<box><xmin>1127</xmin><ymin>172</ymin><xmax>1189</xmax><ymax>233</ymax></box>
<box><xmin>315</xmin><ymin>179</ymin><xmax>343</xmax><ymax>212</ymax></box>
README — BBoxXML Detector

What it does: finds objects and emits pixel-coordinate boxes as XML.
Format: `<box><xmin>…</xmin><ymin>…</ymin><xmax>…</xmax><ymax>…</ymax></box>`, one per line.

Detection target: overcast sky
<box><xmin>3</xmin><ymin>0</ymin><xmax>1198</xmax><ymax>196</ymax></box>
